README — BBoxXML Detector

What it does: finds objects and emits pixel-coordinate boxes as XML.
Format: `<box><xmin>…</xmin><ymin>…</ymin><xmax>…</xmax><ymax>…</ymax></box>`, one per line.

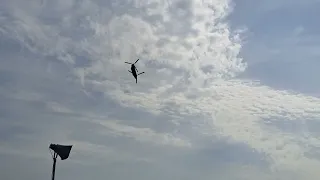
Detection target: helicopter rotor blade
<box><xmin>137</xmin><ymin>72</ymin><xmax>145</xmax><ymax>76</ymax></box>
<box><xmin>125</xmin><ymin>62</ymin><xmax>132</xmax><ymax>64</ymax></box>
<box><xmin>134</xmin><ymin>59</ymin><xmax>140</xmax><ymax>64</ymax></box>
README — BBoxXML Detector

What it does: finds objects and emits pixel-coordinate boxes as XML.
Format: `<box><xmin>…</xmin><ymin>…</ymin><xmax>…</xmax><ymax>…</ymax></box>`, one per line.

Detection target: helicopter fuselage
<box><xmin>131</xmin><ymin>64</ymin><xmax>137</xmax><ymax>77</ymax></box>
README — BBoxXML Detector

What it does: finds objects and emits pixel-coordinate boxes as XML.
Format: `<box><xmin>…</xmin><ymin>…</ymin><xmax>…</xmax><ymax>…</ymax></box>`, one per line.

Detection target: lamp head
<box><xmin>49</xmin><ymin>144</ymin><xmax>72</xmax><ymax>160</ymax></box>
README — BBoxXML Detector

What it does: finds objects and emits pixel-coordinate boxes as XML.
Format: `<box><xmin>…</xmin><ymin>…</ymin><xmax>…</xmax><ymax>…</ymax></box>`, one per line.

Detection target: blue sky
<box><xmin>1</xmin><ymin>0</ymin><xmax>320</xmax><ymax>179</ymax></box>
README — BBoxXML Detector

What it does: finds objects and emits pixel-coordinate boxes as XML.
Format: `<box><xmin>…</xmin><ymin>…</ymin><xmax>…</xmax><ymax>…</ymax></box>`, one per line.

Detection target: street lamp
<box><xmin>49</xmin><ymin>144</ymin><xmax>73</xmax><ymax>180</ymax></box>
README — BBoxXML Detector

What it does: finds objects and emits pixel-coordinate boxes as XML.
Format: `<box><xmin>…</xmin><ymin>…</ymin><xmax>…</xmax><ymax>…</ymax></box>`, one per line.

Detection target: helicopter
<box><xmin>125</xmin><ymin>59</ymin><xmax>145</xmax><ymax>83</ymax></box>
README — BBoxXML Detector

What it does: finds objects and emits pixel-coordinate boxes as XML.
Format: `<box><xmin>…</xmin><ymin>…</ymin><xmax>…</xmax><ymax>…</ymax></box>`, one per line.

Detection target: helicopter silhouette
<box><xmin>125</xmin><ymin>59</ymin><xmax>145</xmax><ymax>83</ymax></box>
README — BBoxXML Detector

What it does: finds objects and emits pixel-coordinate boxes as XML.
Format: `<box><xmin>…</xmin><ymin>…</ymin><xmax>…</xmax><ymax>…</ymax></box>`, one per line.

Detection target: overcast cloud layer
<box><xmin>1</xmin><ymin>0</ymin><xmax>320</xmax><ymax>180</ymax></box>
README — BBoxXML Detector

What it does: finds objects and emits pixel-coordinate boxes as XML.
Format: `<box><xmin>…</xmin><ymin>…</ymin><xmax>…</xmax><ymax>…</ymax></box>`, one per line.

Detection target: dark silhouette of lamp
<box><xmin>49</xmin><ymin>144</ymin><xmax>73</xmax><ymax>180</ymax></box>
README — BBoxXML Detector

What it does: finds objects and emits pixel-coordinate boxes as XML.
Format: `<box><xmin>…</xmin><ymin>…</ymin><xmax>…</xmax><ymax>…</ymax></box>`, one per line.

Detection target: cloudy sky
<box><xmin>1</xmin><ymin>0</ymin><xmax>320</xmax><ymax>179</ymax></box>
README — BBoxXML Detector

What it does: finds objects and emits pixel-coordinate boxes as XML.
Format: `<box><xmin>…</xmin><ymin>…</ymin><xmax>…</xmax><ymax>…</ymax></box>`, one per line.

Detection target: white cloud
<box><xmin>1</xmin><ymin>0</ymin><xmax>320</xmax><ymax>179</ymax></box>
<box><xmin>91</xmin><ymin>118</ymin><xmax>192</xmax><ymax>147</ymax></box>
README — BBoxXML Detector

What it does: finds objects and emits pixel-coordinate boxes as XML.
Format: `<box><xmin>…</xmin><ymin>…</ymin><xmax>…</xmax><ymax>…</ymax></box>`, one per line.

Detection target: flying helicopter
<box><xmin>125</xmin><ymin>59</ymin><xmax>145</xmax><ymax>83</ymax></box>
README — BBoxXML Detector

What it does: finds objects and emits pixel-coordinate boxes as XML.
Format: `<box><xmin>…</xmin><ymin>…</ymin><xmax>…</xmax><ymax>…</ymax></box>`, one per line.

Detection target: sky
<box><xmin>1</xmin><ymin>0</ymin><xmax>320</xmax><ymax>179</ymax></box>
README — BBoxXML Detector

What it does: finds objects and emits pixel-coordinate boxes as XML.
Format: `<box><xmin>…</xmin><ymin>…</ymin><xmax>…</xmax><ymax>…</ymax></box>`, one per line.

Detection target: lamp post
<box><xmin>49</xmin><ymin>144</ymin><xmax>73</xmax><ymax>180</ymax></box>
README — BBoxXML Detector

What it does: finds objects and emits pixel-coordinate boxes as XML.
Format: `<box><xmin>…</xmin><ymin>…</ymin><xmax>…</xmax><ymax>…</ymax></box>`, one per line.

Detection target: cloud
<box><xmin>1</xmin><ymin>0</ymin><xmax>320</xmax><ymax>179</ymax></box>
